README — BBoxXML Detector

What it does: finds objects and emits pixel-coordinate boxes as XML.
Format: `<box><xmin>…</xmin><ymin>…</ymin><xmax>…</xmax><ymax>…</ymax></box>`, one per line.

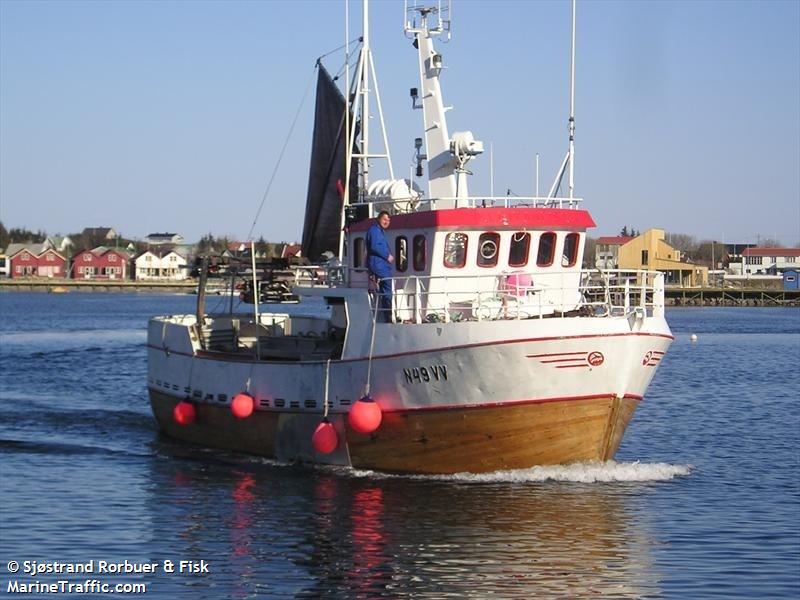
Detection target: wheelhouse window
<box><xmin>536</xmin><ymin>232</ymin><xmax>556</xmax><ymax>267</ymax></box>
<box><xmin>477</xmin><ymin>232</ymin><xmax>500</xmax><ymax>268</ymax></box>
<box><xmin>509</xmin><ymin>232</ymin><xmax>530</xmax><ymax>267</ymax></box>
<box><xmin>444</xmin><ymin>232</ymin><xmax>468</xmax><ymax>268</ymax></box>
<box><xmin>354</xmin><ymin>237</ymin><xmax>365</xmax><ymax>268</ymax></box>
<box><xmin>562</xmin><ymin>233</ymin><xmax>580</xmax><ymax>267</ymax></box>
<box><xmin>395</xmin><ymin>236</ymin><xmax>408</xmax><ymax>272</ymax></box>
<box><xmin>413</xmin><ymin>234</ymin><xmax>427</xmax><ymax>271</ymax></box>
<box><xmin>641</xmin><ymin>250</ymin><xmax>649</xmax><ymax>266</ymax></box>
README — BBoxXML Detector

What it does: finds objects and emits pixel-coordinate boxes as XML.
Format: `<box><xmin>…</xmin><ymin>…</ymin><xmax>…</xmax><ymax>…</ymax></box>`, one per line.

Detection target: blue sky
<box><xmin>1</xmin><ymin>0</ymin><xmax>798</xmax><ymax>245</ymax></box>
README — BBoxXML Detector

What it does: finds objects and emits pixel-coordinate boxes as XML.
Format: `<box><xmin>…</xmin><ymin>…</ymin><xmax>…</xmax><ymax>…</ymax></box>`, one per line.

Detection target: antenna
<box><xmin>568</xmin><ymin>0</ymin><xmax>576</xmax><ymax>200</ymax></box>
<box><xmin>548</xmin><ymin>0</ymin><xmax>577</xmax><ymax>204</ymax></box>
<box><xmin>490</xmin><ymin>142</ymin><xmax>494</xmax><ymax>198</ymax></box>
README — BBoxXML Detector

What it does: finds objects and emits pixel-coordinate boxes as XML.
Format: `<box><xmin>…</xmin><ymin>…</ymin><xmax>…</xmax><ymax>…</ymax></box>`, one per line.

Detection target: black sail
<box><xmin>301</xmin><ymin>63</ymin><xmax>355</xmax><ymax>262</ymax></box>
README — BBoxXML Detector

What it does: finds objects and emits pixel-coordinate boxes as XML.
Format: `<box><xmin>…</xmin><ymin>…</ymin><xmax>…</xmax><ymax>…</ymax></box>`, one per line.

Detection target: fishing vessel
<box><xmin>148</xmin><ymin>1</ymin><xmax>673</xmax><ymax>474</ymax></box>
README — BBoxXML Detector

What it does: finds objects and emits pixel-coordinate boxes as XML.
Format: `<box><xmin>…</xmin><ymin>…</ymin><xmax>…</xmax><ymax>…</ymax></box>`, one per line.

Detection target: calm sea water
<box><xmin>1</xmin><ymin>293</ymin><xmax>798</xmax><ymax>599</ymax></box>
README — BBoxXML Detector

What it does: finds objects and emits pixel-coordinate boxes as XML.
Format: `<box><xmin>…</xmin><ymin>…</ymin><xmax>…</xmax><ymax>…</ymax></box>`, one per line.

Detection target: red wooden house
<box><xmin>72</xmin><ymin>247</ymin><xmax>130</xmax><ymax>279</ymax></box>
<box><xmin>7</xmin><ymin>244</ymin><xmax>66</xmax><ymax>278</ymax></box>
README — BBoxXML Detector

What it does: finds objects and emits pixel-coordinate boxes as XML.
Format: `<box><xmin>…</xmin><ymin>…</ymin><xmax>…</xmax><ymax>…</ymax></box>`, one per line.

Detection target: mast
<box><xmin>548</xmin><ymin>0</ymin><xmax>577</xmax><ymax>204</ymax></box>
<box><xmin>361</xmin><ymin>0</ymin><xmax>370</xmax><ymax>191</ymax></box>
<box><xmin>406</xmin><ymin>2</ymin><xmax>482</xmax><ymax>206</ymax></box>
<box><xmin>568</xmin><ymin>0</ymin><xmax>576</xmax><ymax>201</ymax></box>
<box><xmin>338</xmin><ymin>0</ymin><xmax>396</xmax><ymax>263</ymax></box>
<box><xmin>408</xmin><ymin>7</ymin><xmax>455</xmax><ymax>200</ymax></box>
<box><xmin>348</xmin><ymin>0</ymin><xmax>395</xmax><ymax>205</ymax></box>
<box><xmin>339</xmin><ymin>0</ymin><xmax>351</xmax><ymax>262</ymax></box>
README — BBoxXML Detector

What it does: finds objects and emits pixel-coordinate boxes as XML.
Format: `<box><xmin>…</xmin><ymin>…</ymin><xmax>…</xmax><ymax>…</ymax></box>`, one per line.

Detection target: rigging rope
<box><xmin>245</xmin><ymin>38</ymin><xmax>361</xmax><ymax>242</ymax></box>
<box><xmin>363</xmin><ymin>291</ymin><xmax>380</xmax><ymax>396</ymax></box>
<box><xmin>319</xmin><ymin>36</ymin><xmax>361</xmax><ymax>63</ymax></box>
<box><xmin>245</xmin><ymin>65</ymin><xmax>317</xmax><ymax>242</ymax></box>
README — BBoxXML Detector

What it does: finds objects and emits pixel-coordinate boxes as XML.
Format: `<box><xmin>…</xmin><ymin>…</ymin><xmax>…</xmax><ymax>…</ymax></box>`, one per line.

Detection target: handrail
<box><xmin>294</xmin><ymin>268</ymin><xmax>666</xmax><ymax>323</ymax></box>
<box><xmin>344</xmin><ymin>195</ymin><xmax>584</xmax><ymax>212</ymax></box>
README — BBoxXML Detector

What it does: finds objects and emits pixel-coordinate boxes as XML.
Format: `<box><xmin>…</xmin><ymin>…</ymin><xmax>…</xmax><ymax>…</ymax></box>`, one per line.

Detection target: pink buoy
<box><xmin>231</xmin><ymin>393</ymin><xmax>255</xmax><ymax>419</ymax></box>
<box><xmin>503</xmin><ymin>272</ymin><xmax>532</xmax><ymax>298</ymax></box>
<box><xmin>312</xmin><ymin>420</ymin><xmax>338</xmax><ymax>454</ymax></box>
<box><xmin>173</xmin><ymin>401</ymin><xmax>196</xmax><ymax>426</ymax></box>
<box><xmin>348</xmin><ymin>395</ymin><xmax>382</xmax><ymax>434</ymax></box>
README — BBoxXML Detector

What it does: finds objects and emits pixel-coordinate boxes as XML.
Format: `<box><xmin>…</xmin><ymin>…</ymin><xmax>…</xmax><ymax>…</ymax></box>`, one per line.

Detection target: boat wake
<box><xmin>346</xmin><ymin>460</ymin><xmax>692</xmax><ymax>483</ymax></box>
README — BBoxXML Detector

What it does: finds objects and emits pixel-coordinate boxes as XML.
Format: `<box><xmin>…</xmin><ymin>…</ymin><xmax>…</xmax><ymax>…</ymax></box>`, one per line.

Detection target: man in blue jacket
<box><xmin>366</xmin><ymin>211</ymin><xmax>395</xmax><ymax>322</ymax></box>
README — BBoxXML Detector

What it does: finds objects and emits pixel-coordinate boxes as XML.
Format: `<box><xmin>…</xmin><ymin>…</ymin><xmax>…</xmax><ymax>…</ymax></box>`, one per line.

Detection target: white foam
<box><xmin>346</xmin><ymin>460</ymin><xmax>693</xmax><ymax>483</ymax></box>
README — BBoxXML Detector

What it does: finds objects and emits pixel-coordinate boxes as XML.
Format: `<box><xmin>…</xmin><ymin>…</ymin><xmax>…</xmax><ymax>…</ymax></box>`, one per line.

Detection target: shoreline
<box><xmin>1</xmin><ymin>279</ymin><xmax>798</xmax><ymax>306</ymax></box>
<box><xmin>0</xmin><ymin>280</ymin><xmax>197</xmax><ymax>294</ymax></box>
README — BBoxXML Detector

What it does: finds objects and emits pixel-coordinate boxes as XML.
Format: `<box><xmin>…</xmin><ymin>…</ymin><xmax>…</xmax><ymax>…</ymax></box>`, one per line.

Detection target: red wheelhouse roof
<box><xmin>349</xmin><ymin>207</ymin><xmax>596</xmax><ymax>232</ymax></box>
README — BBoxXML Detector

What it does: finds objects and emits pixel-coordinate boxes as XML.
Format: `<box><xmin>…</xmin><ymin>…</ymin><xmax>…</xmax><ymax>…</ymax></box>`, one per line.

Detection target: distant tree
<box><xmin>0</xmin><ymin>221</ymin><xmax>8</xmax><ymax>249</ymax></box>
<box><xmin>696</xmin><ymin>240</ymin><xmax>726</xmax><ymax>267</ymax></box>
<box><xmin>666</xmin><ymin>233</ymin><xmax>699</xmax><ymax>261</ymax></box>
<box><xmin>5</xmin><ymin>226</ymin><xmax>46</xmax><ymax>244</ymax></box>
<box><xmin>254</xmin><ymin>235</ymin><xmax>269</xmax><ymax>256</ymax></box>
<box><xmin>620</xmin><ymin>226</ymin><xmax>629</xmax><ymax>237</ymax></box>
<box><xmin>196</xmin><ymin>232</ymin><xmax>217</xmax><ymax>255</ymax></box>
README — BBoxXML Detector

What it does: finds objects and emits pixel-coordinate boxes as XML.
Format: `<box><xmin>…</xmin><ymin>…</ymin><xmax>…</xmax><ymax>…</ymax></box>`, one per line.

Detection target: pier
<box><xmin>0</xmin><ymin>280</ymin><xmax>197</xmax><ymax>294</ymax></box>
<box><xmin>665</xmin><ymin>286</ymin><xmax>800</xmax><ymax>306</ymax></box>
<box><xmin>2</xmin><ymin>280</ymin><xmax>799</xmax><ymax>306</ymax></box>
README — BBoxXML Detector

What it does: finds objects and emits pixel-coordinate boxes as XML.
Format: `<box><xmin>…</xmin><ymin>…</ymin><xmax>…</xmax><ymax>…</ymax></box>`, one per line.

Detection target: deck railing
<box><xmin>294</xmin><ymin>266</ymin><xmax>666</xmax><ymax>324</ymax></box>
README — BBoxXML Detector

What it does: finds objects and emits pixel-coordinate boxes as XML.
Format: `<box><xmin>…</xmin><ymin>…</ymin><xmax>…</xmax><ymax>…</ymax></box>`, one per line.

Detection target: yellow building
<box><xmin>617</xmin><ymin>229</ymin><xmax>708</xmax><ymax>286</ymax></box>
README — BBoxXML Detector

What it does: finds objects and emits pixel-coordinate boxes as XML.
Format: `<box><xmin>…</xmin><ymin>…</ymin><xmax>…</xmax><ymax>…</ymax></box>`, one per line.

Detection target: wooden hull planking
<box><xmin>150</xmin><ymin>390</ymin><xmax>638</xmax><ymax>474</ymax></box>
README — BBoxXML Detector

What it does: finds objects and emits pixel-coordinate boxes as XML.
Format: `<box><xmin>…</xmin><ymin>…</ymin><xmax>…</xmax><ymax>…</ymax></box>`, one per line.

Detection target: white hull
<box><xmin>147</xmin><ymin>299</ymin><xmax>672</xmax><ymax>473</ymax></box>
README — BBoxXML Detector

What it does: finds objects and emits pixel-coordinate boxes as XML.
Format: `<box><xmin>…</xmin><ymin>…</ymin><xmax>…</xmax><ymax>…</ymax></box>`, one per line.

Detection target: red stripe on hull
<box><xmin>149</xmin><ymin>330</ymin><xmax>673</xmax><ymax>364</ymax></box>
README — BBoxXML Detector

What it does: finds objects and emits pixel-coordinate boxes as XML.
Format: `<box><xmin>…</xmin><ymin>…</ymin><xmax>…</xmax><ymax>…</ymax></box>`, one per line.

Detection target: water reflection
<box><xmin>146</xmin><ymin>451</ymin><xmax>664</xmax><ymax>598</ymax></box>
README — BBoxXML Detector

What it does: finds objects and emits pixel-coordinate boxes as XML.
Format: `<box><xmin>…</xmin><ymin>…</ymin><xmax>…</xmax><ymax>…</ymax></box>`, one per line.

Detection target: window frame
<box><xmin>443</xmin><ymin>232</ymin><xmax>469</xmax><ymax>269</ymax></box>
<box><xmin>395</xmin><ymin>236</ymin><xmax>408</xmax><ymax>273</ymax></box>
<box><xmin>353</xmin><ymin>237</ymin><xmax>366</xmax><ymax>269</ymax></box>
<box><xmin>477</xmin><ymin>232</ymin><xmax>501</xmax><ymax>268</ymax></box>
<box><xmin>562</xmin><ymin>232</ymin><xmax>580</xmax><ymax>267</ymax></box>
<box><xmin>413</xmin><ymin>234</ymin><xmax>427</xmax><ymax>271</ymax></box>
<box><xmin>536</xmin><ymin>232</ymin><xmax>557</xmax><ymax>267</ymax></box>
<box><xmin>508</xmin><ymin>232</ymin><xmax>531</xmax><ymax>268</ymax></box>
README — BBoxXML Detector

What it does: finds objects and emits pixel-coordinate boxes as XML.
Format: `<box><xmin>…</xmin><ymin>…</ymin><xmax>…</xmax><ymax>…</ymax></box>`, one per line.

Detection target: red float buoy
<box><xmin>231</xmin><ymin>393</ymin><xmax>255</xmax><ymax>419</ymax></box>
<box><xmin>312</xmin><ymin>419</ymin><xmax>338</xmax><ymax>454</ymax></box>
<box><xmin>348</xmin><ymin>395</ymin><xmax>382</xmax><ymax>434</ymax></box>
<box><xmin>173</xmin><ymin>401</ymin><xmax>196</xmax><ymax>426</ymax></box>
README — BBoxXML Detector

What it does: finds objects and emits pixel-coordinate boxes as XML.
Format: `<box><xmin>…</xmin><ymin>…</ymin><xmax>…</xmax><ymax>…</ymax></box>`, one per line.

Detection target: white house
<box><xmin>740</xmin><ymin>247</ymin><xmax>800</xmax><ymax>276</ymax></box>
<box><xmin>135</xmin><ymin>250</ymin><xmax>188</xmax><ymax>280</ymax></box>
<box><xmin>594</xmin><ymin>235</ymin><xmax>634</xmax><ymax>269</ymax></box>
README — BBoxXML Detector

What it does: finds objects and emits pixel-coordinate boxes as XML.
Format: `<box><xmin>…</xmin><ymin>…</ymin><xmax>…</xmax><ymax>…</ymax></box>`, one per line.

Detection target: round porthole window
<box><xmin>480</xmin><ymin>239</ymin><xmax>498</xmax><ymax>260</ymax></box>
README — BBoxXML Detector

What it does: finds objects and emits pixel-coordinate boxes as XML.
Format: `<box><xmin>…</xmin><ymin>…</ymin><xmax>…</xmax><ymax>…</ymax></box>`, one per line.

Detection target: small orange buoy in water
<box><xmin>231</xmin><ymin>393</ymin><xmax>255</xmax><ymax>419</ymax></box>
<box><xmin>173</xmin><ymin>401</ymin><xmax>196</xmax><ymax>426</ymax></box>
<box><xmin>312</xmin><ymin>419</ymin><xmax>338</xmax><ymax>454</ymax></box>
<box><xmin>348</xmin><ymin>395</ymin><xmax>382</xmax><ymax>434</ymax></box>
